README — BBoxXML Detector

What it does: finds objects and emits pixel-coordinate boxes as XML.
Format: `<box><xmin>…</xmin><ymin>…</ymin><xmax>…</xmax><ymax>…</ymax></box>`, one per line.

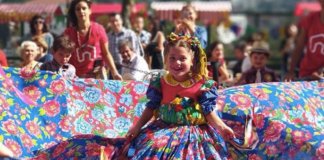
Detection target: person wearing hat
<box><xmin>235</xmin><ymin>42</ymin><xmax>279</xmax><ymax>85</ymax></box>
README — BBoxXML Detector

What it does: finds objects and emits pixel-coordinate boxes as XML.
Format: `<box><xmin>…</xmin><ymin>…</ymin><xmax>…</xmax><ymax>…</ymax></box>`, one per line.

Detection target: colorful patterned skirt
<box><xmin>114</xmin><ymin>119</ymin><xmax>228</xmax><ymax>160</ymax></box>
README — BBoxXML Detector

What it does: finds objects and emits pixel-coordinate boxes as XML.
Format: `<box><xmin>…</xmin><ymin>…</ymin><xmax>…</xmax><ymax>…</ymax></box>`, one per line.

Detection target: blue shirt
<box><xmin>138</xmin><ymin>30</ymin><xmax>151</xmax><ymax>46</ymax></box>
<box><xmin>194</xmin><ymin>25</ymin><xmax>208</xmax><ymax>49</ymax></box>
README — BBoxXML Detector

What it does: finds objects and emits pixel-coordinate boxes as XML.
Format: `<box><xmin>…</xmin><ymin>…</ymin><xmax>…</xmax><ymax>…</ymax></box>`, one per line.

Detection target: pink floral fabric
<box><xmin>0</xmin><ymin>66</ymin><xmax>323</xmax><ymax>159</ymax></box>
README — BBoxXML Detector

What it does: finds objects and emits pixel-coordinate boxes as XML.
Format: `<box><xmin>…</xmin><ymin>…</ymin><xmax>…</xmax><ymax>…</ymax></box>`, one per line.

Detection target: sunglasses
<box><xmin>34</xmin><ymin>20</ymin><xmax>44</xmax><ymax>24</ymax></box>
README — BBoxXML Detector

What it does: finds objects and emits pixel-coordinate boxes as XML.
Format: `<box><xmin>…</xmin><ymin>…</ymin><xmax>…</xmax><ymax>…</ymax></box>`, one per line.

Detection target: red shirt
<box><xmin>299</xmin><ymin>12</ymin><xmax>324</xmax><ymax>77</ymax></box>
<box><xmin>64</xmin><ymin>22</ymin><xmax>108</xmax><ymax>76</ymax></box>
<box><xmin>0</xmin><ymin>50</ymin><xmax>8</xmax><ymax>67</ymax></box>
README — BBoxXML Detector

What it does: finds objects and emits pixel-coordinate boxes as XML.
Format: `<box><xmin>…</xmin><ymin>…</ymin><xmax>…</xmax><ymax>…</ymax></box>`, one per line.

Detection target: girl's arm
<box><xmin>126</xmin><ymin>107</ymin><xmax>154</xmax><ymax>139</ymax></box>
<box><xmin>101</xmin><ymin>41</ymin><xmax>122</xmax><ymax>80</ymax></box>
<box><xmin>205</xmin><ymin>108</ymin><xmax>235</xmax><ymax>140</ymax></box>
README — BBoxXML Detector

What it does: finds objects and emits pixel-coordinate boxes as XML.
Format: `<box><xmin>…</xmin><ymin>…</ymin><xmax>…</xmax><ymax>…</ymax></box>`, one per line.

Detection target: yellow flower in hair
<box><xmin>167</xmin><ymin>32</ymin><xmax>201</xmax><ymax>47</ymax></box>
<box><xmin>171</xmin><ymin>97</ymin><xmax>182</xmax><ymax>105</ymax></box>
<box><xmin>169</xmin><ymin>32</ymin><xmax>179</xmax><ymax>41</ymax></box>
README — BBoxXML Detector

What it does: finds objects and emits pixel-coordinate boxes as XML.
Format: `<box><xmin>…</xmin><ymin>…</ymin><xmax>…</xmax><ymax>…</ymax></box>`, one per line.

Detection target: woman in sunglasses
<box><xmin>24</xmin><ymin>14</ymin><xmax>54</xmax><ymax>54</ymax></box>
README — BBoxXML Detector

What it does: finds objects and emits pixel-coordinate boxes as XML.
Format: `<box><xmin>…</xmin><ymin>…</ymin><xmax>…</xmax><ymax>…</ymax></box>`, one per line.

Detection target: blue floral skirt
<box><xmin>116</xmin><ymin>119</ymin><xmax>228</xmax><ymax>160</ymax></box>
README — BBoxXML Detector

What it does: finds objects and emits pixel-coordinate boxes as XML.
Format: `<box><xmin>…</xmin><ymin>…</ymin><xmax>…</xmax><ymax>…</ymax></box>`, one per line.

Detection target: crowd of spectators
<box><xmin>0</xmin><ymin>0</ymin><xmax>323</xmax><ymax>85</ymax></box>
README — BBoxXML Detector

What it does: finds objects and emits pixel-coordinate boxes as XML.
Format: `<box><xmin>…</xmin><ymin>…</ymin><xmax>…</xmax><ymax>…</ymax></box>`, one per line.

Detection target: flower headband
<box><xmin>166</xmin><ymin>32</ymin><xmax>208</xmax><ymax>79</ymax></box>
<box><xmin>167</xmin><ymin>32</ymin><xmax>201</xmax><ymax>48</ymax></box>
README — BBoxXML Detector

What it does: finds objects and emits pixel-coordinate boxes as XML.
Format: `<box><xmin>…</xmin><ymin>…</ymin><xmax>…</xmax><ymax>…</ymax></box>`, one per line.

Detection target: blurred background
<box><xmin>0</xmin><ymin>0</ymin><xmax>320</xmax><ymax>71</ymax></box>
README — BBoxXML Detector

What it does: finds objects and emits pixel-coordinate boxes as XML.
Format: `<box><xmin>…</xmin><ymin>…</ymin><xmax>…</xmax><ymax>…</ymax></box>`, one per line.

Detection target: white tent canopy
<box><xmin>151</xmin><ymin>1</ymin><xmax>232</xmax><ymax>12</ymax></box>
<box><xmin>150</xmin><ymin>1</ymin><xmax>232</xmax><ymax>24</ymax></box>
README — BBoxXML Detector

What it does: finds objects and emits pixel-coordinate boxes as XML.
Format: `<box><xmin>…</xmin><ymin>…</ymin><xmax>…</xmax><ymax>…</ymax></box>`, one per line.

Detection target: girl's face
<box><xmin>167</xmin><ymin>46</ymin><xmax>193</xmax><ymax>82</ymax></box>
<box><xmin>211</xmin><ymin>44</ymin><xmax>224</xmax><ymax>61</ymax></box>
<box><xmin>75</xmin><ymin>1</ymin><xmax>91</xmax><ymax>22</ymax></box>
<box><xmin>250</xmin><ymin>53</ymin><xmax>267</xmax><ymax>69</ymax></box>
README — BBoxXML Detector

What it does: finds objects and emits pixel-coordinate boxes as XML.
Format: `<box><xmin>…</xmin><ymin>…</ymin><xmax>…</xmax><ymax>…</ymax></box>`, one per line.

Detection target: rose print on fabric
<box><xmin>83</xmin><ymin>87</ymin><xmax>101</xmax><ymax>104</ymax></box>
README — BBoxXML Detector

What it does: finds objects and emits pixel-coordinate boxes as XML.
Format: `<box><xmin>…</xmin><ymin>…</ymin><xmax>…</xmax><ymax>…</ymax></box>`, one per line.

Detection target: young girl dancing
<box><xmin>119</xmin><ymin>32</ymin><xmax>235</xmax><ymax>159</ymax></box>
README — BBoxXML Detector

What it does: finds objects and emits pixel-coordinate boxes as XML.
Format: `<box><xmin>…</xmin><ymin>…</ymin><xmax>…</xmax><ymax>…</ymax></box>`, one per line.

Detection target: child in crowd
<box><xmin>116</xmin><ymin>33</ymin><xmax>235</xmax><ymax>159</ymax></box>
<box><xmin>207</xmin><ymin>41</ymin><xmax>231</xmax><ymax>85</ymax></box>
<box><xmin>40</xmin><ymin>35</ymin><xmax>76</xmax><ymax>79</ymax></box>
<box><xmin>32</xmin><ymin>35</ymin><xmax>53</xmax><ymax>63</ymax></box>
<box><xmin>118</xmin><ymin>39</ymin><xmax>150</xmax><ymax>81</ymax></box>
<box><xmin>235</xmin><ymin>43</ymin><xmax>279</xmax><ymax>85</ymax></box>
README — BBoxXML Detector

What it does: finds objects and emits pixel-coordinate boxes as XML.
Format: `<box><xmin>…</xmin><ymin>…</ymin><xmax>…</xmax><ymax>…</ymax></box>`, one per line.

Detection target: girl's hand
<box><xmin>219</xmin><ymin>124</ymin><xmax>235</xmax><ymax>141</ymax></box>
<box><xmin>126</xmin><ymin>125</ymin><xmax>141</xmax><ymax>140</ymax></box>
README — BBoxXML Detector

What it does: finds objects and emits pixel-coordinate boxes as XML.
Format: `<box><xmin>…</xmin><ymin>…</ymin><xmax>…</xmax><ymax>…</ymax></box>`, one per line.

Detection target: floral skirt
<box><xmin>115</xmin><ymin>119</ymin><xmax>228</xmax><ymax>160</ymax></box>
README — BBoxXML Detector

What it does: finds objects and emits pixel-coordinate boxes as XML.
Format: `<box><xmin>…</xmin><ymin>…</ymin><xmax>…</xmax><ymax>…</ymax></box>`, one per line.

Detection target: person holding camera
<box><xmin>175</xmin><ymin>4</ymin><xmax>208</xmax><ymax>49</ymax></box>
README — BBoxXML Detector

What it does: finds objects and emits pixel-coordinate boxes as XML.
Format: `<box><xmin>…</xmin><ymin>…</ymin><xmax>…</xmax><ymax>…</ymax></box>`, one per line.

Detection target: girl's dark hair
<box><xmin>68</xmin><ymin>0</ymin><xmax>92</xmax><ymax>27</ymax></box>
<box><xmin>29</xmin><ymin>14</ymin><xmax>49</xmax><ymax>35</ymax></box>
<box><xmin>206</xmin><ymin>40</ymin><xmax>222</xmax><ymax>59</ymax></box>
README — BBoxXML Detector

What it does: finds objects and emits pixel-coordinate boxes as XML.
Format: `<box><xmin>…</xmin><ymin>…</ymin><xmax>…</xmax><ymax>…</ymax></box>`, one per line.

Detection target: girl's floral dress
<box><xmin>122</xmin><ymin>73</ymin><xmax>228</xmax><ymax>159</ymax></box>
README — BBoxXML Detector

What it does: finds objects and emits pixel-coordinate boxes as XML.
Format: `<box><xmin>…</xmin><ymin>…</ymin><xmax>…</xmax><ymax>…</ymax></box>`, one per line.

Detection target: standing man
<box><xmin>132</xmin><ymin>15</ymin><xmax>151</xmax><ymax>62</ymax></box>
<box><xmin>108</xmin><ymin>13</ymin><xmax>143</xmax><ymax>74</ymax></box>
